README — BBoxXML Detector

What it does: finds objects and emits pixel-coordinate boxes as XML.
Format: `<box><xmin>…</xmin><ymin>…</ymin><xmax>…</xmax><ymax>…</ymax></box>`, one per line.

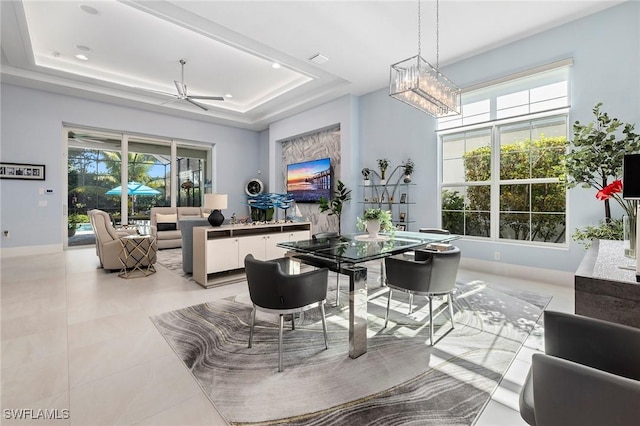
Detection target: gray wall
<box><xmin>0</xmin><ymin>84</ymin><xmax>260</xmax><ymax>252</ymax></box>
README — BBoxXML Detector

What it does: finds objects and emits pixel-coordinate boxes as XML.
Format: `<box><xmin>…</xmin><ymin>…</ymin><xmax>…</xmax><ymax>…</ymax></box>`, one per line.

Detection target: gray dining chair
<box><xmin>519</xmin><ymin>310</ymin><xmax>640</xmax><ymax>426</ymax></box>
<box><xmin>312</xmin><ymin>232</ymin><xmax>342</xmax><ymax>304</ymax></box>
<box><xmin>384</xmin><ymin>246</ymin><xmax>461</xmax><ymax>345</ymax></box>
<box><xmin>244</xmin><ymin>254</ymin><xmax>330</xmax><ymax>372</ymax></box>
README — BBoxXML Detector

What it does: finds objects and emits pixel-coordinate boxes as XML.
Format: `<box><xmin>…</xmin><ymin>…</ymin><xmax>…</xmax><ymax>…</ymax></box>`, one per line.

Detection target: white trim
<box><xmin>0</xmin><ymin>244</ymin><xmax>62</xmax><ymax>258</ymax></box>
<box><xmin>437</xmin><ymin>107</ymin><xmax>570</xmax><ymax>135</ymax></box>
<box><xmin>462</xmin><ymin>58</ymin><xmax>574</xmax><ymax>94</ymax></box>
<box><xmin>460</xmin><ymin>256</ymin><xmax>574</xmax><ymax>287</ymax></box>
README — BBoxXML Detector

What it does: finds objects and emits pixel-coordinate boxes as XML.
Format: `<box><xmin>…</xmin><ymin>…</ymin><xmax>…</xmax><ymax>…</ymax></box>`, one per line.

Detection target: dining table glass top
<box><xmin>277</xmin><ymin>231</ymin><xmax>459</xmax><ymax>264</ymax></box>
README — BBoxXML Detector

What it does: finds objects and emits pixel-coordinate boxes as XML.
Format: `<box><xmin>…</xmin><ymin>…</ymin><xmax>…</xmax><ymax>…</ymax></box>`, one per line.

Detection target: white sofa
<box><xmin>150</xmin><ymin>207</ymin><xmax>210</xmax><ymax>249</ymax></box>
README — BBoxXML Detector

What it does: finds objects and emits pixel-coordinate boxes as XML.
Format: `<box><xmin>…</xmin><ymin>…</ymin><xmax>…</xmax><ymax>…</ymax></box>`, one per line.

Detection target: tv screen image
<box><xmin>287</xmin><ymin>158</ymin><xmax>331</xmax><ymax>203</ymax></box>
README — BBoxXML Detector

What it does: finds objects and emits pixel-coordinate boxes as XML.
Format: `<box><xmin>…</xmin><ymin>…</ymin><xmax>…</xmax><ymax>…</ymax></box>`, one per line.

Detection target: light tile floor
<box><xmin>1</xmin><ymin>247</ymin><xmax>574</xmax><ymax>425</ymax></box>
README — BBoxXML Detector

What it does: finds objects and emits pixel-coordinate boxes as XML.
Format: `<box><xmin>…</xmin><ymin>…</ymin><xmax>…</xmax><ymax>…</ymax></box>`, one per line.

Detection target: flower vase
<box><xmin>366</xmin><ymin>219</ymin><xmax>380</xmax><ymax>238</ymax></box>
<box><xmin>623</xmin><ymin>215</ymin><xmax>636</xmax><ymax>259</ymax></box>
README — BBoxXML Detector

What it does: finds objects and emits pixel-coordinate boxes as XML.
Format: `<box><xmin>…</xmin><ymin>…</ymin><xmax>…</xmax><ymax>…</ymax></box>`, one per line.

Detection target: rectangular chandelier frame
<box><xmin>389</xmin><ymin>55</ymin><xmax>461</xmax><ymax>117</ymax></box>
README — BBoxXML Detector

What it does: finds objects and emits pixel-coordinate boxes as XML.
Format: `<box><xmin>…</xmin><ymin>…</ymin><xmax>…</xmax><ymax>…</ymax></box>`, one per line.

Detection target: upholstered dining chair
<box><xmin>519</xmin><ymin>310</ymin><xmax>640</xmax><ymax>426</ymax></box>
<box><xmin>244</xmin><ymin>254</ymin><xmax>330</xmax><ymax>372</ymax></box>
<box><xmin>311</xmin><ymin>232</ymin><xmax>343</xmax><ymax>304</ymax></box>
<box><xmin>384</xmin><ymin>246</ymin><xmax>461</xmax><ymax>345</ymax></box>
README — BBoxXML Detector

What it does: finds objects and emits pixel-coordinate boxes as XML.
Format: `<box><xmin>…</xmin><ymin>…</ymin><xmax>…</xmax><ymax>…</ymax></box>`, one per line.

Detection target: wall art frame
<box><xmin>0</xmin><ymin>162</ymin><xmax>45</xmax><ymax>180</ymax></box>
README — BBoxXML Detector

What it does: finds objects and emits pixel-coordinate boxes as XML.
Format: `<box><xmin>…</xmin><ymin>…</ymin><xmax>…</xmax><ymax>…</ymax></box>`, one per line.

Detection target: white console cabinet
<box><xmin>193</xmin><ymin>222</ymin><xmax>312</xmax><ymax>287</ymax></box>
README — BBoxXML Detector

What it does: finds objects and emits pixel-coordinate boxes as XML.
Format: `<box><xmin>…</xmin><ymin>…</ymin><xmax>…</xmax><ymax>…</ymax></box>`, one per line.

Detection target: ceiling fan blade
<box><xmin>174</xmin><ymin>80</ymin><xmax>185</xmax><ymax>97</ymax></box>
<box><xmin>186</xmin><ymin>98</ymin><xmax>209</xmax><ymax>111</ymax></box>
<box><xmin>161</xmin><ymin>97</ymin><xmax>180</xmax><ymax>106</ymax></box>
<box><xmin>189</xmin><ymin>95</ymin><xmax>225</xmax><ymax>101</ymax></box>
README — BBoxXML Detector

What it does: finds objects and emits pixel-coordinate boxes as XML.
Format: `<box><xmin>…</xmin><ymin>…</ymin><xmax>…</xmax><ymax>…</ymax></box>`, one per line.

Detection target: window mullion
<box><xmin>490</xmin><ymin>124</ymin><xmax>500</xmax><ymax>240</ymax></box>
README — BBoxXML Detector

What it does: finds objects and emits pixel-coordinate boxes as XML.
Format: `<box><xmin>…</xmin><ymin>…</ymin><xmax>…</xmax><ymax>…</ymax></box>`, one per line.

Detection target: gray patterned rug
<box><xmin>151</xmin><ymin>268</ymin><xmax>550</xmax><ymax>425</ymax></box>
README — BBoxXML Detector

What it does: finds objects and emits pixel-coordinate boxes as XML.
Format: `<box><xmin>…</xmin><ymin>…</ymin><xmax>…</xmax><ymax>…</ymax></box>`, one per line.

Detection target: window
<box><xmin>439</xmin><ymin>63</ymin><xmax>570</xmax><ymax>245</ymax></box>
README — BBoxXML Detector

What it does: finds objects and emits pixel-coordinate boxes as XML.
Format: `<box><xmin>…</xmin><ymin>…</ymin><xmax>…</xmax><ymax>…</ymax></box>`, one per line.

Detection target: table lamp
<box><xmin>205</xmin><ymin>193</ymin><xmax>228</xmax><ymax>227</ymax></box>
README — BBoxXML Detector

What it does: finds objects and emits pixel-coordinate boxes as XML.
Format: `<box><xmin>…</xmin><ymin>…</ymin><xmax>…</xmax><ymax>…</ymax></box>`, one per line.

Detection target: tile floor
<box><xmin>1</xmin><ymin>247</ymin><xmax>574</xmax><ymax>425</ymax></box>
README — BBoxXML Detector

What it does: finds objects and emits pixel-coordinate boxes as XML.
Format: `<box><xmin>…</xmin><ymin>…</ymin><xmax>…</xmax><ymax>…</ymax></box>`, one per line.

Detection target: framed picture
<box><xmin>399</xmin><ymin>212</ymin><xmax>406</xmax><ymax>222</ymax></box>
<box><xmin>0</xmin><ymin>162</ymin><xmax>45</xmax><ymax>180</ymax></box>
<box><xmin>400</xmin><ymin>193</ymin><xmax>407</xmax><ymax>203</ymax></box>
<box><xmin>396</xmin><ymin>224</ymin><xmax>406</xmax><ymax>231</ymax></box>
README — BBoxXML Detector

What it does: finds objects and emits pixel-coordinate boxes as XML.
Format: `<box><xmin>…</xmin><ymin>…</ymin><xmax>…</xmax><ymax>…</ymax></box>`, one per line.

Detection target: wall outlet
<box><xmin>494</xmin><ymin>251</ymin><xmax>501</xmax><ymax>260</ymax></box>
<box><xmin>3</xmin><ymin>230</ymin><xmax>9</xmax><ymax>238</ymax></box>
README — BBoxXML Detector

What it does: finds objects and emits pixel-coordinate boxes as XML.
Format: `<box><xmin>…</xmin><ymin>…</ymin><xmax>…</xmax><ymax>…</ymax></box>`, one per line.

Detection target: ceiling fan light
<box><xmin>271</xmin><ymin>62</ymin><xmax>281</xmax><ymax>69</ymax></box>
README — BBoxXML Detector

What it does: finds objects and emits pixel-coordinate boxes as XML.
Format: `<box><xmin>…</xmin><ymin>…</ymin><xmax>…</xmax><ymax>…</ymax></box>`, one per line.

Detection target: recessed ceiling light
<box><xmin>225</xmin><ymin>94</ymin><xmax>233</xmax><ymax>98</ymax></box>
<box><xmin>308</xmin><ymin>53</ymin><xmax>330</xmax><ymax>65</ymax></box>
<box><xmin>75</xmin><ymin>54</ymin><xmax>89</xmax><ymax>61</ymax></box>
<box><xmin>74</xmin><ymin>45</ymin><xmax>92</xmax><ymax>52</ymax></box>
<box><xmin>79</xmin><ymin>5</ymin><xmax>99</xmax><ymax>15</ymax></box>
<box><xmin>52</xmin><ymin>51</ymin><xmax>61</xmax><ymax>58</ymax></box>
<box><xmin>272</xmin><ymin>62</ymin><xmax>281</xmax><ymax>69</ymax></box>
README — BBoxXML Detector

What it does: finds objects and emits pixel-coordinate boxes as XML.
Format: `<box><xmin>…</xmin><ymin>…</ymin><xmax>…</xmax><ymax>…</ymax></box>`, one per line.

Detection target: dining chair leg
<box><xmin>428</xmin><ymin>296</ymin><xmax>434</xmax><ymax>345</ymax></box>
<box><xmin>408</xmin><ymin>293</ymin><xmax>414</xmax><ymax>314</ymax></box>
<box><xmin>291</xmin><ymin>313</ymin><xmax>295</xmax><ymax>330</ymax></box>
<box><xmin>320</xmin><ymin>303</ymin><xmax>329</xmax><ymax>349</ymax></box>
<box><xmin>248</xmin><ymin>305</ymin><xmax>256</xmax><ymax>348</ymax></box>
<box><xmin>278</xmin><ymin>314</ymin><xmax>284</xmax><ymax>372</ymax></box>
<box><xmin>384</xmin><ymin>288</ymin><xmax>393</xmax><ymax>328</ymax></box>
<box><xmin>335</xmin><ymin>274</ymin><xmax>340</xmax><ymax>306</ymax></box>
<box><xmin>448</xmin><ymin>293</ymin><xmax>455</xmax><ymax>329</ymax></box>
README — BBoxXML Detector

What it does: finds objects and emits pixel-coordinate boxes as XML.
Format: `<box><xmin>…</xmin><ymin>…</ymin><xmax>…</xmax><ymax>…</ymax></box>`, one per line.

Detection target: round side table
<box><xmin>118</xmin><ymin>235</ymin><xmax>157</xmax><ymax>278</ymax></box>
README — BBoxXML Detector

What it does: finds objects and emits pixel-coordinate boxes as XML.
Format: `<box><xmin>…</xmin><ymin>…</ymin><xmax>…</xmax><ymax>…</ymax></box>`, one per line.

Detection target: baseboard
<box><xmin>460</xmin><ymin>257</ymin><xmax>574</xmax><ymax>287</ymax></box>
<box><xmin>0</xmin><ymin>244</ymin><xmax>62</xmax><ymax>258</ymax></box>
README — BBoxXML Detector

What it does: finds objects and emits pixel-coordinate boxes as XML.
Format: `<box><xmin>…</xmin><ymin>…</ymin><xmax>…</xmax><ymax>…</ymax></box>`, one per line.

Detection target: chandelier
<box><xmin>389</xmin><ymin>0</ymin><xmax>460</xmax><ymax>117</ymax></box>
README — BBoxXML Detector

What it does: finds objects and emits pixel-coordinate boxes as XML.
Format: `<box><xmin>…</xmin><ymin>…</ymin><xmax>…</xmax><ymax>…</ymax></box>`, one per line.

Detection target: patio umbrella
<box><xmin>105</xmin><ymin>182</ymin><xmax>160</xmax><ymax>214</ymax></box>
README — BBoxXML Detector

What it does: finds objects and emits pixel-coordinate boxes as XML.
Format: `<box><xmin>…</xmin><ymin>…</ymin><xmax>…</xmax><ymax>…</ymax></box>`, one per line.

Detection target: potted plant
<box><xmin>361</xmin><ymin>168</ymin><xmax>371</xmax><ymax>186</ymax></box>
<box><xmin>68</xmin><ymin>213</ymin><xmax>83</xmax><ymax>237</ymax></box>
<box><xmin>377</xmin><ymin>158</ymin><xmax>390</xmax><ymax>184</ymax></box>
<box><xmin>319</xmin><ymin>180</ymin><xmax>352</xmax><ymax>235</ymax></box>
<box><xmin>566</xmin><ymin>103</ymin><xmax>640</xmax><ymax>251</ymax></box>
<box><xmin>403</xmin><ymin>158</ymin><xmax>415</xmax><ymax>183</ymax></box>
<box><xmin>357</xmin><ymin>208</ymin><xmax>393</xmax><ymax>238</ymax></box>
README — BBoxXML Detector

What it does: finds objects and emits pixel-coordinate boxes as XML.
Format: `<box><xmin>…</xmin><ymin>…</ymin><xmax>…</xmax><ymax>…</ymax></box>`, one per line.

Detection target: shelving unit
<box><xmin>360</xmin><ymin>183</ymin><xmax>415</xmax><ymax>231</ymax></box>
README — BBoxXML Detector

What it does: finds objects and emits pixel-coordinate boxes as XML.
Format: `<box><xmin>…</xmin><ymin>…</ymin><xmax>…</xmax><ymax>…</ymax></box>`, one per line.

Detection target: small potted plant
<box><xmin>357</xmin><ymin>208</ymin><xmax>393</xmax><ymax>238</ymax></box>
<box><xmin>68</xmin><ymin>213</ymin><xmax>82</xmax><ymax>237</ymax></box>
<box><xmin>403</xmin><ymin>158</ymin><xmax>415</xmax><ymax>183</ymax></box>
<box><xmin>377</xmin><ymin>158</ymin><xmax>390</xmax><ymax>184</ymax></box>
<box><xmin>361</xmin><ymin>168</ymin><xmax>371</xmax><ymax>186</ymax></box>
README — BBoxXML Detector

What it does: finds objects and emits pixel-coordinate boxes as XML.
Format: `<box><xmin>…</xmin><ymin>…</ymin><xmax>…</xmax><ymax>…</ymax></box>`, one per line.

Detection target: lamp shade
<box><xmin>205</xmin><ymin>194</ymin><xmax>228</xmax><ymax>210</ymax></box>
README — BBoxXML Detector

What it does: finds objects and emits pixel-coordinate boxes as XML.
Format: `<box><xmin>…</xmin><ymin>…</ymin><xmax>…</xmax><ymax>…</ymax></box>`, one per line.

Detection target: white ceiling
<box><xmin>1</xmin><ymin>0</ymin><xmax>626</xmax><ymax>131</ymax></box>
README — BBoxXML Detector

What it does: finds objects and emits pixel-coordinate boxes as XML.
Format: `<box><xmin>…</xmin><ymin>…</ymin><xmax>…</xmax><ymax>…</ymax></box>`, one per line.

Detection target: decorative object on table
<box><xmin>402</xmin><ymin>158</ymin><xmax>415</xmax><ymax>183</ymax></box>
<box><xmin>0</xmin><ymin>162</ymin><xmax>46</xmax><ymax>180</ymax></box>
<box><xmin>319</xmin><ymin>180</ymin><xmax>352</xmax><ymax>235</ymax></box>
<box><xmin>245</xmin><ymin>178</ymin><xmax>264</xmax><ymax>196</ymax></box>
<box><xmin>566</xmin><ymin>103</ymin><xmax>640</xmax><ymax>250</ymax></box>
<box><xmin>362</xmin><ymin>168</ymin><xmax>371</xmax><ymax>185</ymax></box>
<box><xmin>389</xmin><ymin>0</ymin><xmax>460</xmax><ymax>117</ymax></box>
<box><xmin>357</xmin><ymin>208</ymin><xmax>393</xmax><ymax>238</ymax></box>
<box><xmin>377</xmin><ymin>158</ymin><xmax>390</xmax><ymax>184</ymax></box>
<box><xmin>204</xmin><ymin>193</ymin><xmax>228</xmax><ymax>227</ymax></box>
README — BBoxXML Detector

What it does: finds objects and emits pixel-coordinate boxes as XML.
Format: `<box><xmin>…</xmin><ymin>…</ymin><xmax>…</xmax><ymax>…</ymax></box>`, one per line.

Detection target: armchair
<box><xmin>519</xmin><ymin>310</ymin><xmax>640</xmax><ymax>426</ymax></box>
<box><xmin>244</xmin><ymin>254</ymin><xmax>330</xmax><ymax>372</ymax></box>
<box><xmin>90</xmin><ymin>209</ymin><xmax>156</xmax><ymax>271</ymax></box>
<box><xmin>384</xmin><ymin>246</ymin><xmax>461</xmax><ymax>345</ymax></box>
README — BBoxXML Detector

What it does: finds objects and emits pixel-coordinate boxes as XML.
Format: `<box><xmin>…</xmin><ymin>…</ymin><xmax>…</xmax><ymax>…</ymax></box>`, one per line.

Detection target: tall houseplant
<box><xmin>319</xmin><ymin>180</ymin><xmax>352</xmax><ymax>235</ymax></box>
<box><xmin>566</xmin><ymin>103</ymin><xmax>640</xmax><ymax>246</ymax></box>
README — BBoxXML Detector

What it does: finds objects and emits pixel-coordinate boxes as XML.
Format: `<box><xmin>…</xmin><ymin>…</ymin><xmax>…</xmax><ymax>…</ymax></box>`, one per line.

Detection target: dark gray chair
<box><xmin>384</xmin><ymin>246</ymin><xmax>461</xmax><ymax>345</ymax></box>
<box><xmin>244</xmin><ymin>254</ymin><xmax>330</xmax><ymax>372</ymax></box>
<box><xmin>312</xmin><ymin>232</ymin><xmax>341</xmax><ymax>304</ymax></box>
<box><xmin>519</xmin><ymin>310</ymin><xmax>640</xmax><ymax>426</ymax></box>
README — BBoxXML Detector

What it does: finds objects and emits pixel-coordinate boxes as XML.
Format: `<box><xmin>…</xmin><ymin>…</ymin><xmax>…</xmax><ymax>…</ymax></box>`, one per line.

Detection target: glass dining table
<box><xmin>277</xmin><ymin>231</ymin><xmax>459</xmax><ymax>359</ymax></box>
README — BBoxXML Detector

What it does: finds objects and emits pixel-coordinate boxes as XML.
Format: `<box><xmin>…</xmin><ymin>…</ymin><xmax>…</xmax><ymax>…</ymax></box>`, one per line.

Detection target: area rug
<box><xmin>151</xmin><ymin>269</ymin><xmax>550</xmax><ymax>425</ymax></box>
<box><xmin>156</xmin><ymin>248</ymin><xmax>247</xmax><ymax>286</ymax></box>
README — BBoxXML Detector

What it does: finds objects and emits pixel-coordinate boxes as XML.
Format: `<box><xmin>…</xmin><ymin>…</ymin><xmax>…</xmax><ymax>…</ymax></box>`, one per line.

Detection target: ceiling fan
<box><xmin>162</xmin><ymin>59</ymin><xmax>224</xmax><ymax>111</ymax></box>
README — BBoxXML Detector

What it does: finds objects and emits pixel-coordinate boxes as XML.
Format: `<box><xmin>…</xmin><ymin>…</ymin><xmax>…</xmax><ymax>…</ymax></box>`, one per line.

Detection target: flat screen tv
<box><xmin>286</xmin><ymin>157</ymin><xmax>331</xmax><ymax>203</ymax></box>
<box><xmin>623</xmin><ymin>153</ymin><xmax>640</xmax><ymax>199</ymax></box>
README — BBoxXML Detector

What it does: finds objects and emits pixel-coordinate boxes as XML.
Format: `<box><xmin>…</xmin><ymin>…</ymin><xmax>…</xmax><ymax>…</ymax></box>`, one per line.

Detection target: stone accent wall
<box><xmin>281</xmin><ymin>125</ymin><xmax>341</xmax><ymax>233</ymax></box>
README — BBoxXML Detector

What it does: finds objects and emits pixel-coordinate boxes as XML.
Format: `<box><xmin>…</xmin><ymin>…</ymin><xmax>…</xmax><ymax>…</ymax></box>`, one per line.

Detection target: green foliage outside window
<box><xmin>442</xmin><ymin>135</ymin><xmax>567</xmax><ymax>243</ymax></box>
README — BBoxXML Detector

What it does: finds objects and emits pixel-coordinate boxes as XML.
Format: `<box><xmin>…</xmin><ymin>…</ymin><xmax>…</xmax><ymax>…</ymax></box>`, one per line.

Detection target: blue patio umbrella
<box><xmin>106</xmin><ymin>182</ymin><xmax>160</xmax><ymax>214</ymax></box>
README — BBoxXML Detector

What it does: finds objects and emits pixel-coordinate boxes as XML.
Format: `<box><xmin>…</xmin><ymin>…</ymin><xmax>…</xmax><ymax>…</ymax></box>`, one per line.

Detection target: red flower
<box><xmin>596</xmin><ymin>179</ymin><xmax>623</xmax><ymax>201</ymax></box>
